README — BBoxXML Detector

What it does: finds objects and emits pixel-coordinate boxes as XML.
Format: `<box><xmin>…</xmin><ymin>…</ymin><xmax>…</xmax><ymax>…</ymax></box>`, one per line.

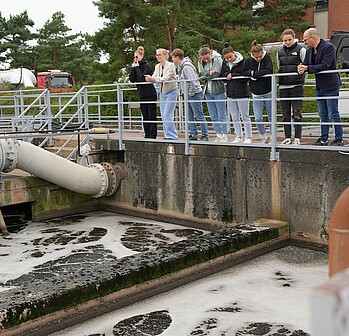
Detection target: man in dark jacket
<box><xmin>298</xmin><ymin>28</ymin><xmax>343</xmax><ymax>146</ymax></box>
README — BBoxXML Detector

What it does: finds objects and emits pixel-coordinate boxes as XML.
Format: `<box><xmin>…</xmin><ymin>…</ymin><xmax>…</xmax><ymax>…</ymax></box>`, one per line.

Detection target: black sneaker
<box><xmin>189</xmin><ymin>135</ymin><xmax>197</xmax><ymax>140</ymax></box>
<box><xmin>313</xmin><ymin>138</ymin><xmax>328</xmax><ymax>146</ymax></box>
<box><xmin>200</xmin><ymin>135</ymin><xmax>209</xmax><ymax>141</ymax></box>
<box><xmin>330</xmin><ymin>139</ymin><xmax>344</xmax><ymax>146</ymax></box>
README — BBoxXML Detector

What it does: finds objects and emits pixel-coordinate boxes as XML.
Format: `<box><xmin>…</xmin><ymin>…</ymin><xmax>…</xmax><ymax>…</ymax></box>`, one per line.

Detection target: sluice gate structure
<box><xmin>0</xmin><ymin>73</ymin><xmax>349</xmax><ymax>334</ymax></box>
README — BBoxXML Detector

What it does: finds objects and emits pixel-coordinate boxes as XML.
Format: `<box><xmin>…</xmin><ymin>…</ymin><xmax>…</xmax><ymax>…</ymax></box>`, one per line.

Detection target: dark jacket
<box><xmin>278</xmin><ymin>42</ymin><xmax>305</xmax><ymax>86</ymax></box>
<box><xmin>220</xmin><ymin>52</ymin><xmax>249</xmax><ymax>99</ymax></box>
<box><xmin>242</xmin><ymin>51</ymin><xmax>273</xmax><ymax>95</ymax></box>
<box><xmin>129</xmin><ymin>59</ymin><xmax>157</xmax><ymax>99</ymax></box>
<box><xmin>303</xmin><ymin>39</ymin><xmax>342</xmax><ymax>92</ymax></box>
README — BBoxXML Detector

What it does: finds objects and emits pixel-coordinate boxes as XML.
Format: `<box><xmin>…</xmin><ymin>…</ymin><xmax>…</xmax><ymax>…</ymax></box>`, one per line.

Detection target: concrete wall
<box><xmin>3</xmin><ymin>140</ymin><xmax>349</xmax><ymax>242</ymax></box>
<box><xmin>108</xmin><ymin>141</ymin><xmax>349</xmax><ymax>241</ymax></box>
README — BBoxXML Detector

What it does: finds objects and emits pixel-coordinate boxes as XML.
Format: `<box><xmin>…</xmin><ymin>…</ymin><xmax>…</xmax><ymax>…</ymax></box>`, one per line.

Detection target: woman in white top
<box><xmin>146</xmin><ymin>48</ymin><xmax>179</xmax><ymax>140</ymax></box>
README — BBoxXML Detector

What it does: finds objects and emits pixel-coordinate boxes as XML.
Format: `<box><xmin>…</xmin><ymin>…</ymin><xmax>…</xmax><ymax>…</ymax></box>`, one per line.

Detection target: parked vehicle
<box><xmin>330</xmin><ymin>30</ymin><xmax>349</xmax><ymax>68</ymax></box>
<box><xmin>36</xmin><ymin>70</ymin><xmax>75</xmax><ymax>92</ymax></box>
<box><xmin>0</xmin><ymin>68</ymin><xmax>36</xmax><ymax>89</ymax></box>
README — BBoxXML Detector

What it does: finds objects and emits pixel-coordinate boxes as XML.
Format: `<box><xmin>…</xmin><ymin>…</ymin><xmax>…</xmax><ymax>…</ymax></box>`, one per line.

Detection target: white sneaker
<box><xmin>232</xmin><ymin>137</ymin><xmax>242</xmax><ymax>144</ymax></box>
<box><xmin>293</xmin><ymin>138</ymin><xmax>301</xmax><ymax>145</ymax></box>
<box><xmin>220</xmin><ymin>134</ymin><xmax>228</xmax><ymax>142</ymax></box>
<box><xmin>282</xmin><ymin>138</ymin><xmax>292</xmax><ymax>145</ymax></box>
<box><xmin>214</xmin><ymin>134</ymin><xmax>222</xmax><ymax>142</ymax></box>
<box><xmin>243</xmin><ymin>137</ymin><xmax>252</xmax><ymax>144</ymax></box>
<box><xmin>260</xmin><ymin>134</ymin><xmax>269</xmax><ymax>144</ymax></box>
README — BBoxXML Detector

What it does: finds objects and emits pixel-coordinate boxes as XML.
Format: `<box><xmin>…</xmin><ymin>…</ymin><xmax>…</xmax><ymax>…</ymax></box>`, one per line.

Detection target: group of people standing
<box><xmin>129</xmin><ymin>27</ymin><xmax>344</xmax><ymax>146</ymax></box>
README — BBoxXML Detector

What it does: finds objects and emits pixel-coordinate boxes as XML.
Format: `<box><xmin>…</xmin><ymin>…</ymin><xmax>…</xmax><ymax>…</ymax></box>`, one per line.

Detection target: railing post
<box><xmin>12</xmin><ymin>95</ymin><xmax>19</xmax><ymax>132</ymax></box>
<box><xmin>183</xmin><ymin>80</ymin><xmax>191</xmax><ymax>155</ymax></box>
<box><xmin>83</xmin><ymin>86</ymin><xmax>90</xmax><ymax>144</ymax></box>
<box><xmin>116</xmin><ymin>83</ymin><xmax>125</xmax><ymax>151</ymax></box>
<box><xmin>45</xmin><ymin>89</ymin><xmax>54</xmax><ymax>146</ymax></box>
<box><xmin>270</xmin><ymin>74</ymin><xmax>279</xmax><ymax>161</ymax></box>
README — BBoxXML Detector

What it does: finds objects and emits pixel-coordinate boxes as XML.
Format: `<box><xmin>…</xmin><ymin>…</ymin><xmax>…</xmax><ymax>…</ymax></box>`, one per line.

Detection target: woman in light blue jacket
<box><xmin>198</xmin><ymin>46</ymin><xmax>228</xmax><ymax>142</ymax></box>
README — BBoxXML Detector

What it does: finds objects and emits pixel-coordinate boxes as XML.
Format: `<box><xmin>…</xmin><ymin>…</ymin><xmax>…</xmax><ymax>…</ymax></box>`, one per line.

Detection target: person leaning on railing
<box><xmin>171</xmin><ymin>48</ymin><xmax>209</xmax><ymax>141</ymax></box>
<box><xmin>129</xmin><ymin>46</ymin><xmax>158</xmax><ymax>139</ymax></box>
<box><xmin>298</xmin><ymin>28</ymin><xmax>344</xmax><ymax>146</ymax></box>
<box><xmin>277</xmin><ymin>29</ymin><xmax>306</xmax><ymax>146</ymax></box>
<box><xmin>221</xmin><ymin>43</ymin><xmax>252</xmax><ymax>144</ymax></box>
<box><xmin>145</xmin><ymin>48</ymin><xmax>179</xmax><ymax>140</ymax></box>
<box><xmin>198</xmin><ymin>45</ymin><xmax>228</xmax><ymax>143</ymax></box>
<box><xmin>242</xmin><ymin>40</ymin><xmax>273</xmax><ymax>144</ymax></box>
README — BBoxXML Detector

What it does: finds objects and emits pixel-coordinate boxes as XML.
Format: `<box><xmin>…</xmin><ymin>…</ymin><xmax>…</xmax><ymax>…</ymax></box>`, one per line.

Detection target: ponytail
<box><xmin>250</xmin><ymin>40</ymin><xmax>263</xmax><ymax>54</ymax></box>
<box><xmin>222</xmin><ymin>42</ymin><xmax>234</xmax><ymax>56</ymax></box>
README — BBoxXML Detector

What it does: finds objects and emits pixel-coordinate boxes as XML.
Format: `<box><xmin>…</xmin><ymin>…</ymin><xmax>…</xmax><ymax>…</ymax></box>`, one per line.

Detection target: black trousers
<box><xmin>280</xmin><ymin>85</ymin><xmax>303</xmax><ymax>139</ymax></box>
<box><xmin>140</xmin><ymin>95</ymin><xmax>157</xmax><ymax>138</ymax></box>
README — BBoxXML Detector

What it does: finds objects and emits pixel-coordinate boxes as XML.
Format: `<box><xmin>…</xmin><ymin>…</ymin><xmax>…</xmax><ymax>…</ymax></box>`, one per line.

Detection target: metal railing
<box><xmin>0</xmin><ymin>69</ymin><xmax>348</xmax><ymax>161</ymax></box>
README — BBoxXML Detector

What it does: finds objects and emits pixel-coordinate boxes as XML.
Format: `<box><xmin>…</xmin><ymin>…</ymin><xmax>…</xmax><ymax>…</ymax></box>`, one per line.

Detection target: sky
<box><xmin>0</xmin><ymin>0</ymin><xmax>105</xmax><ymax>35</ymax></box>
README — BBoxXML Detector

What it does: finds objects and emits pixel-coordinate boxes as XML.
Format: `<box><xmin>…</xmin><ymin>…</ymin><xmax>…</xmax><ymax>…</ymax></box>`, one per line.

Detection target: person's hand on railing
<box><xmin>297</xmin><ymin>64</ymin><xmax>308</xmax><ymax>75</ymax></box>
<box><xmin>145</xmin><ymin>75</ymin><xmax>155</xmax><ymax>82</ymax></box>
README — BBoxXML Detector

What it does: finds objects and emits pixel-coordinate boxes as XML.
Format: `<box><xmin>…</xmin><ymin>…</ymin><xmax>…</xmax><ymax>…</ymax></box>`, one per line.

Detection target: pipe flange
<box><xmin>101</xmin><ymin>162</ymin><xmax>118</xmax><ymax>197</ymax></box>
<box><xmin>113</xmin><ymin>162</ymin><xmax>126</xmax><ymax>181</ymax></box>
<box><xmin>0</xmin><ymin>138</ymin><xmax>18</xmax><ymax>173</ymax></box>
<box><xmin>100</xmin><ymin>162</ymin><xmax>126</xmax><ymax>197</ymax></box>
<box><xmin>90</xmin><ymin>163</ymin><xmax>108</xmax><ymax>198</ymax></box>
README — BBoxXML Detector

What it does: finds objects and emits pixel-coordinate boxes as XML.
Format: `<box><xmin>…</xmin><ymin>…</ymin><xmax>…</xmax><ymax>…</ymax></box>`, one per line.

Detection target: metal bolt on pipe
<box><xmin>0</xmin><ymin>138</ymin><xmax>125</xmax><ymax>198</ymax></box>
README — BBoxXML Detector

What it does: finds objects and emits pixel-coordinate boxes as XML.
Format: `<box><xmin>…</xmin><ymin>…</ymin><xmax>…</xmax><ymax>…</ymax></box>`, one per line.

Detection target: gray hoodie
<box><xmin>178</xmin><ymin>57</ymin><xmax>202</xmax><ymax>96</ymax></box>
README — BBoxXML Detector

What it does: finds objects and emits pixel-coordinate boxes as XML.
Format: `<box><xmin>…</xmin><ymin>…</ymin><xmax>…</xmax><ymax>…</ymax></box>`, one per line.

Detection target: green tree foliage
<box><xmin>33</xmin><ymin>12</ymin><xmax>100</xmax><ymax>85</ymax></box>
<box><xmin>0</xmin><ymin>11</ymin><xmax>36</xmax><ymax>69</ymax></box>
<box><xmin>93</xmin><ymin>0</ymin><xmax>314</xmax><ymax>80</ymax></box>
<box><xmin>0</xmin><ymin>1</ymin><xmax>314</xmax><ymax>84</ymax></box>
<box><xmin>257</xmin><ymin>0</ymin><xmax>315</xmax><ymax>35</ymax></box>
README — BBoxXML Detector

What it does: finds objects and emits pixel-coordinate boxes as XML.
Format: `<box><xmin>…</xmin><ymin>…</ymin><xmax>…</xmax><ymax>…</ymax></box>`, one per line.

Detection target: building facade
<box><xmin>305</xmin><ymin>0</ymin><xmax>349</xmax><ymax>38</ymax></box>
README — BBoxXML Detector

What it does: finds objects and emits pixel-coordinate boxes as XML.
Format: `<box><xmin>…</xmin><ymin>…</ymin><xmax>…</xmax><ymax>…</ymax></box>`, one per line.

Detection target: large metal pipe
<box><xmin>0</xmin><ymin>138</ymin><xmax>124</xmax><ymax>198</ymax></box>
<box><xmin>329</xmin><ymin>186</ymin><xmax>349</xmax><ymax>277</ymax></box>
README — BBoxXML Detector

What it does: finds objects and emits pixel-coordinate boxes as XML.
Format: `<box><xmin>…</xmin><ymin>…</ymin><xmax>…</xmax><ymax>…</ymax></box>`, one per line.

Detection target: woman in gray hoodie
<box><xmin>198</xmin><ymin>46</ymin><xmax>228</xmax><ymax>142</ymax></box>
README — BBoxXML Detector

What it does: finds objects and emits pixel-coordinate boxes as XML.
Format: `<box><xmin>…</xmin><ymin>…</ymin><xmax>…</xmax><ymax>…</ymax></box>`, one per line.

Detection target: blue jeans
<box><xmin>188</xmin><ymin>91</ymin><xmax>208</xmax><ymax>137</ymax></box>
<box><xmin>316</xmin><ymin>88</ymin><xmax>343</xmax><ymax>142</ymax></box>
<box><xmin>252</xmin><ymin>93</ymin><xmax>272</xmax><ymax>136</ymax></box>
<box><xmin>205</xmin><ymin>91</ymin><xmax>228</xmax><ymax>135</ymax></box>
<box><xmin>160</xmin><ymin>88</ymin><xmax>179</xmax><ymax>139</ymax></box>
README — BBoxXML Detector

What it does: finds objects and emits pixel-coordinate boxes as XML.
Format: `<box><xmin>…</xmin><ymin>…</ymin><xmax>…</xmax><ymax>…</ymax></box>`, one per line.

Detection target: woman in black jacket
<box><xmin>129</xmin><ymin>46</ymin><xmax>157</xmax><ymax>139</ymax></box>
<box><xmin>242</xmin><ymin>41</ymin><xmax>273</xmax><ymax>144</ymax></box>
<box><xmin>221</xmin><ymin>43</ymin><xmax>252</xmax><ymax>144</ymax></box>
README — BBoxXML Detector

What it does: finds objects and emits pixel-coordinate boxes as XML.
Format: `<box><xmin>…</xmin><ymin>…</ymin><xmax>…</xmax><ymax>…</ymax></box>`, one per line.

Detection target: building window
<box><xmin>315</xmin><ymin>0</ymin><xmax>328</xmax><ymax>11</ymax></box>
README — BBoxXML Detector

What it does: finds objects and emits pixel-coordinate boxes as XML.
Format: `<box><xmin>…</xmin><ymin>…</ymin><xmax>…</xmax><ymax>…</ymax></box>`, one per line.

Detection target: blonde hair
<box><xmin>135</xmin><ymin>46</ymin><xmax>144</xmax><ymax>57</ymax></box>
<box><xmin>156</xmin><ymin>48</ymin><xmax>170</xmax><ymax>60</ymax></box>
